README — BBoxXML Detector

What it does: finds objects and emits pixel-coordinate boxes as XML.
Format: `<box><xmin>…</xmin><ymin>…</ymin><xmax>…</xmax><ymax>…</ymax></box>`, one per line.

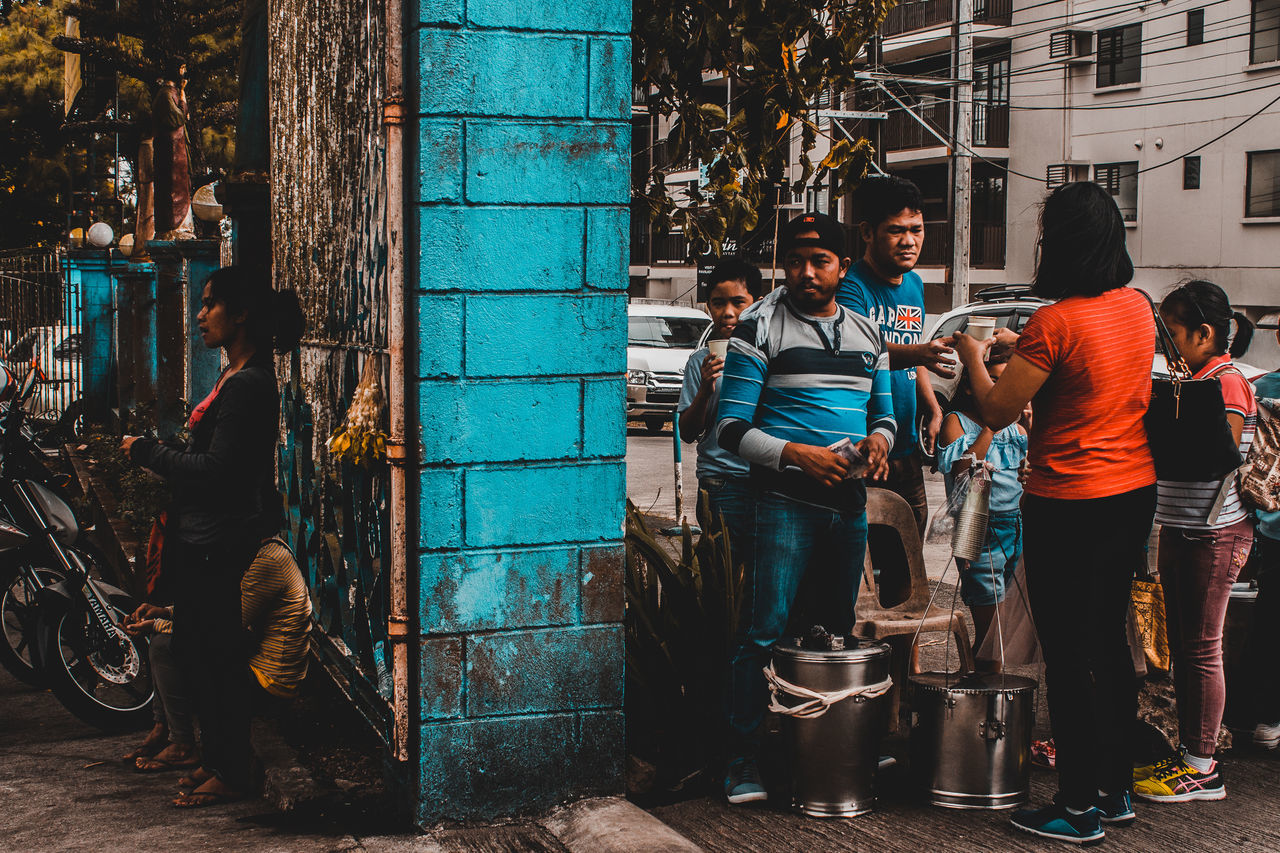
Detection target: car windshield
<box><xmin>628</xmin><ymin>316</ymin><xmax>709</xmax><ymax>349</ymax></box>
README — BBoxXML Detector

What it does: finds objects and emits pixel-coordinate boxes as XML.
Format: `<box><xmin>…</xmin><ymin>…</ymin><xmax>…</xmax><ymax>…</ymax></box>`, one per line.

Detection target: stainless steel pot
<box><xmin>772</xmin><ymin>639</ymin><xmax>892</xmax><ymax>817</ymax></box>
<box><xmin>909</xmin><ymin>671</ymin><xmax>1036</xmax><ymax>810</ymax></box>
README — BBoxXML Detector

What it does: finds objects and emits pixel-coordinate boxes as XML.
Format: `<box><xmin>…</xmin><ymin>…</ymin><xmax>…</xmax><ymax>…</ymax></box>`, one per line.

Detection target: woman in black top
<box><xmin>123</xmin><ymin>266</ymin><xmax>303</xmax><ymax>807</ymax></box>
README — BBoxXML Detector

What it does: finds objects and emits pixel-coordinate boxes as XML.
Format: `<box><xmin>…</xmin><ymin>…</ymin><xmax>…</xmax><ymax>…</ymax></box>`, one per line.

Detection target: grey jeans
<box><xmin>149</xmin><ymin>632</ymin><xmax>196</xmax><ymax>746</ymax></box>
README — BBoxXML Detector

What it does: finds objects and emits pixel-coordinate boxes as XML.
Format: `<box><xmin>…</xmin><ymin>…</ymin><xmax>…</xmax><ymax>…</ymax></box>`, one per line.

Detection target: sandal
<box><xmin>179</xmin><ymin>768</ymin><xmax>214</xmax><ymax>789</ymax></box>
<box><xmin>122</xmin><ymin>727</ymin><xmax>169</xmax><ymax>762</ymax></box>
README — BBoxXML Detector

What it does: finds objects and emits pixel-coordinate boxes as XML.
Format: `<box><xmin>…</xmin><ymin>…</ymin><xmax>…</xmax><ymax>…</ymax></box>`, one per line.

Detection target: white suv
<box><xmin>925</xmin><ymin>285</ymin><xmax>1049</xmax><ymax>406</ymax></box>
<box><xmin>626</xmin><ymin>302</ymin><xmax>712</xmax><ymax>434</ymax></box>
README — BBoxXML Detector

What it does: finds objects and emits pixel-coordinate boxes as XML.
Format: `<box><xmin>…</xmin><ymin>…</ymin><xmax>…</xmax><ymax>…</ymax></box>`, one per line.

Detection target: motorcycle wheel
<box><xmin>0</xmin><ymin>566</ymin><xmax>64</xmax><ymax>686</ymax></box>
<box><xmin>37</xmin><ymin>600</ymin><xmax>154</xmax><ymax>731</ymax></box>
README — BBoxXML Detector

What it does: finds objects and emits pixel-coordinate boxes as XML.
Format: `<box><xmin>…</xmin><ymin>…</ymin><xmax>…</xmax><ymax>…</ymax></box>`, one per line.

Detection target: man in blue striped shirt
<box><xmin>716</xmin><ymin>212</ymin><xmax>895</xmax><ymax>804</ymax></box>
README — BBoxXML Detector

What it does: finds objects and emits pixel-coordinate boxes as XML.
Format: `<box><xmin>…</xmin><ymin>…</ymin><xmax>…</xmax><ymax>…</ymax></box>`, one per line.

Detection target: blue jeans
<box><xmin>726</xmin><ymin>490</ymin><xmax>869</xmax><ymax>759</ymax></box>
<box><xmin>697</xmin><ymin>475</ymin><xmax>753</xmax><ymax>561</ymax></box>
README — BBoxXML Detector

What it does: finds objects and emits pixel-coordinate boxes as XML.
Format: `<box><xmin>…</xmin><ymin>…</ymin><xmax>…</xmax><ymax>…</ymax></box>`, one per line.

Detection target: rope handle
<box><xmin>764</xmin><ymin>662</ymin><xmax>893</xmax><ymax>719</ymax></box>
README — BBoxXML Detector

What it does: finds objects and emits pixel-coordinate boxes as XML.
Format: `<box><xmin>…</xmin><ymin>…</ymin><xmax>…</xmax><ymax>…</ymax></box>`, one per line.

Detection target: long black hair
<box><xmin>204</xmin><ymin>266</ymin><xmax>305</xmax><ymax>356</ymax></box>
<box><xmin>1032</xmin><ymin>182</ymin><xmax>1134</xmax><ymax>299</ymax></box>
<box><xmin>1160</xmin><ymin>279</ymin><xmax>1254</xmax><ymax>359</ymax></box>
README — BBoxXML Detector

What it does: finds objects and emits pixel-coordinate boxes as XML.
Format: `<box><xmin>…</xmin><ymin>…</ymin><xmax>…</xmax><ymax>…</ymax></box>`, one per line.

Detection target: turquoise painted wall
<box><xmin>412</xmin><ymin>0</ymin><xmax>631</xmax><ymax>823</ymax></box>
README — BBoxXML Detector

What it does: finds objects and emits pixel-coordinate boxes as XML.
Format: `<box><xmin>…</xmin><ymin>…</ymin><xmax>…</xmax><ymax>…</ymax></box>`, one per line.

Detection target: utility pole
<box><xmin>951</xmin><ymin>0</ymin><xmax>974</xmax><ymax>309</ymax></box>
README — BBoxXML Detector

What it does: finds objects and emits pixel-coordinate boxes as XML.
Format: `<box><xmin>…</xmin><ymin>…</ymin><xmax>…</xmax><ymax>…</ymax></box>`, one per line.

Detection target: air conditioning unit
<box><xmin>1049</xmin><ymin>30</ymin><xmax>1093</xmax><ymax>64</ymax></box>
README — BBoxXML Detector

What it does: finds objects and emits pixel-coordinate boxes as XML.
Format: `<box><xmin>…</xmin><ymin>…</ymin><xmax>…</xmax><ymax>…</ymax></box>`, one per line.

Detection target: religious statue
<box><xmin>152</xmin><ymin>62</ymin><xmax>195</xmax><ymax>239</ymax></box>
<box><xmin>131</xmin><ymin>130</ymin><xmax>155</xmax><ymax>259</ymax></box>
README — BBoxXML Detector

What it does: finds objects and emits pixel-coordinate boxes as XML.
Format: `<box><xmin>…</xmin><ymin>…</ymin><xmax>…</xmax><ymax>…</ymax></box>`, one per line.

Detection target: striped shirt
<box><xmin>242</xmin><ymin>538</ymin><xmax>312</xmax><ymax>697</ymax></box>
<box><xmin>715</xmin><ymin>290</ymin><xmax>895</xmax><ymax>512</ymax></box>
<box><xmin>1154</xmin><ymin>355</ymin><xmax>1257</xmax><ymax>530</ymax></box>
<box><xmin>1015</xmin><ymin>288</ymin><xmax>1156</xmax><ymax>500</ymax></box>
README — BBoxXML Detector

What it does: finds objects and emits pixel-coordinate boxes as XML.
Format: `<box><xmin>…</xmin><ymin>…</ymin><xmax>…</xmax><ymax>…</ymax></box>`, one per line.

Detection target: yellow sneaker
<box><xmin>1133</xmin><ymin>751</ymin><xmax>1183</xmax><ymax>782</ymax></box>
<box><xmin>1133</xmin><ymin>759</ymin><xmax>1225</xmax><ymax>803</ymax></box>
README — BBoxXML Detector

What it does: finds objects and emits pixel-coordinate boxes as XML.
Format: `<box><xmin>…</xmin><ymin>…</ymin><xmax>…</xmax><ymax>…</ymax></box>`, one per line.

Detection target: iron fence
<box><xmin>0</xmin><ymin>248</ymin><xmax>82</xmax><ymax>425</ymax></box>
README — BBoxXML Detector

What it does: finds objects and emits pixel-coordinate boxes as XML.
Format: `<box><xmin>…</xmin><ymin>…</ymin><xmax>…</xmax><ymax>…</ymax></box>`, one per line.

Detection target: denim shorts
<box><xmin>958</xmin><ymin>511</ymin><xmax>1022</xmax><ymax>607</ymax></box>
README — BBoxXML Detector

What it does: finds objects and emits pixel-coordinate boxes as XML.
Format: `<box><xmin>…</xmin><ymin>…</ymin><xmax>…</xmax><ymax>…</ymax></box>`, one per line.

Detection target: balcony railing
<box><xmin>916</xmin><ymin>221</ymin><xmax>1007</xmax><ymax>268</ymax></box>
<box><xmin>881</xmin><ymin>100</ymin><xmax>1008</xmax><ymax>152</ymax></box>
<box><xmin>882</xmin><ymin>98</ymin><xmax>950</xmax><ymax>151</ymax></box>
<box><xmin>881</xmin><ymin>0</ymin><xmax>1011</xmax><ymax>37</ymax></box>
<box><xmin>882</xmin><ymin>0</ymin><xmax>952</xmax><ymax>37</ymax></box>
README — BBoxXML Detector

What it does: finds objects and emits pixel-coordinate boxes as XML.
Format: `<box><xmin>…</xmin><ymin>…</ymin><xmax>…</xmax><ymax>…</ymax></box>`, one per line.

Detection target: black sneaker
<box><xmin>724</xmin><ymin>757</ymin><xmax>767</xmax><ymax>804</ymax></box>
<box><xmin>1011</xmin><ymin>803</ymin><xmax>1104</xmax><ymax>845</ymax></box>
<box><xmin>1095</xmin><ymin>790</ymin><xmax>1135</xmax><ymax>826</ymax></box>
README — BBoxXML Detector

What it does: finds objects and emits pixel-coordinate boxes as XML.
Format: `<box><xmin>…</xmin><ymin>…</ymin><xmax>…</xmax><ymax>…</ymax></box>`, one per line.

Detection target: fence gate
<box><xmin>0</xmin><ymin>248</ymin><xmax>82</xmax><ymax>424</ymax></box>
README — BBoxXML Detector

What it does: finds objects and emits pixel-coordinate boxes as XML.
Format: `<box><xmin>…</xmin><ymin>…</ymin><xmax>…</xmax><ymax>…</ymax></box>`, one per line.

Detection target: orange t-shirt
<box><xmin>1015</xmin><ymin>287</ymin><xmax>1156</xmax><ymax>500</ymax></box>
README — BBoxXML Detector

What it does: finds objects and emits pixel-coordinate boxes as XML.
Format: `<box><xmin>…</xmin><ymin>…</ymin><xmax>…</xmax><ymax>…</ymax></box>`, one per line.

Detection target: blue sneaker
<box><xmin>1011</xmin><ymin>803</ymin><xmax>1104</xmax><ymax>845</ymax></box>
<box><xmin>724</xmin><ymin>757</ymin><xmax>767</xmax><ymax>804</ymax></box>
<box><xmin>1096</xmin><ymin>790</ymin><xmax>1135</xmax><ymax>826</ymax></box>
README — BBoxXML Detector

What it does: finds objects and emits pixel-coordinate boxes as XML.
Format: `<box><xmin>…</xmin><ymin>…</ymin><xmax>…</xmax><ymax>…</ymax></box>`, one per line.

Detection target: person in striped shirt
<box><xmin>715</xmin><ymin>212</ymin><xmax>894</xmax><ymax>804</ymax></box>
<box><xmin>1134</xmin><ymin>280</ymin><xmax>1256</xmax><ymax>804</ymax></box>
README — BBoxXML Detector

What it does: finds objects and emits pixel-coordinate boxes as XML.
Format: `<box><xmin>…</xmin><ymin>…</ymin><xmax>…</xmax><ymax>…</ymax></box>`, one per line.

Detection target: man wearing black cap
<box><xmin>714</xmin><ymin>212</ymin><xmax>896</xmax><ymax>803</ymax></box>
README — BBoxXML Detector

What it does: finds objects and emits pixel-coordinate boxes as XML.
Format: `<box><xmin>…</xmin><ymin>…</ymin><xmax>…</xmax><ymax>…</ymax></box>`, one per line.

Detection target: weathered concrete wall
<box><xmin>413</xmin><ymin>0</ymin><xmax>631</xmax><ymax>823</ymax></box>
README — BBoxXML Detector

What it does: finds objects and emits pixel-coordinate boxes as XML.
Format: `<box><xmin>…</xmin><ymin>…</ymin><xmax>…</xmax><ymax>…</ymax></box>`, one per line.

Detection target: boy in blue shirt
<box><xmin>715</xmin><ymin>212</ymin><xmax>894</xmax><ymax>804</ymax></box>
<box><xmin>677</xmin><ymin>257</ymin><xmax>760</xmax><ymax>544</ymax></box>
<box><xmin>838</xmin><ymin>176</ymin><xmax>955</xmax><ymax>536</ymax></box>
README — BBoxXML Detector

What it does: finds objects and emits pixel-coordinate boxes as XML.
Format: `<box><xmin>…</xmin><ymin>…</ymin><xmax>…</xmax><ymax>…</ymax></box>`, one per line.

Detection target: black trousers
<box><xmin>1022</xmin><ymin>486</ymin><xmax>1155</xmax><ymax>808</ymax></box>
<box><xmin>1244</xmin><ymin>534</ymin><xmax>1280</xmax><ymax>726</ymax></box>
<box><xmin>170</xmin><ymin>539</ymin><xmax>255</xmax><ymax>791</ymax></box>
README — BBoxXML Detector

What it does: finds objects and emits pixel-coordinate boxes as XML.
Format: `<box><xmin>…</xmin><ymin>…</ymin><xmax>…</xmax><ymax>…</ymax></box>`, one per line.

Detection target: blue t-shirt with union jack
<box><xmin>836</xmin><ymin>259</ymin><xmax>926</xmax><ymax>458</ymax></box>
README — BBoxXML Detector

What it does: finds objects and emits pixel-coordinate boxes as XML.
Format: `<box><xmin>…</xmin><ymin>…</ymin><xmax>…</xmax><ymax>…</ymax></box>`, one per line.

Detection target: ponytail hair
<box><xmin>1229</xmin><ymin>310</ymin><xmax>1254</xmax><ymax>359</ymax></box>
<box><xmin>1159</xmin><ymin>278</ymin><xmax>1253</xmax><ymax>359</ymax></box>
<box><xmin>204</xmin><ymin>266</ymin><xmax>307</xmax><ymax>355</ymax></box>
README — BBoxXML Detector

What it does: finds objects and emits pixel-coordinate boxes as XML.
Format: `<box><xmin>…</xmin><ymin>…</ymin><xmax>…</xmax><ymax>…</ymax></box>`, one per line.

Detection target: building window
<box><xmin>1096</xmin><ymin>24</ymin><xmax>1142</xmax><ymax>86</ymax></box>
<box><xmin>1183</xmin><ymin>156</ymin><xmax>1201</xmax><ymax>190</ymax></box>
<box><xmin>1253</xmin><ymin>0</ymin><xmax>1280</xmax><ymax>64</ymax></box>
<box><xmin>1046</xmin><ymin>164</ymin><xmax>1070</xmax><ymax>189</ymax></box>
<box><xmin>1246</xmin><ymin>150</ymin><xmax>1280</xmax><ymax>217</ymax></box>
<box><xmin>1095</xmin><ymin>162</ymin><xmax>1138</xmax><ymax>221</ymax></box>
<box><xmin>1188</xmin><ymin>10</ymin><xmax>1205</xmax><ymax>45</ymax></box>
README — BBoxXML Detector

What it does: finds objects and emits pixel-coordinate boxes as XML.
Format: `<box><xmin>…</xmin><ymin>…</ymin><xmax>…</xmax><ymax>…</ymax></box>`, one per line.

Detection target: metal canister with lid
<box><xmin>909</xmin><ymin>671</ymin><xmax>1037</xmax><ymax>809</ymax></box>
<box><xmin>770</xmin><ymin>636</ymin><xmax>892</xmax><ymax>817</ymax></box>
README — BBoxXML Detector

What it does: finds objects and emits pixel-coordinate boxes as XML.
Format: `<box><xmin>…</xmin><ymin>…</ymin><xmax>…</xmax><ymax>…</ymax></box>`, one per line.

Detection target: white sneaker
<box><xmin>1255</xmin><ymin>721</ymin><xmax>1280</xmax><ymax>750</ymax></box>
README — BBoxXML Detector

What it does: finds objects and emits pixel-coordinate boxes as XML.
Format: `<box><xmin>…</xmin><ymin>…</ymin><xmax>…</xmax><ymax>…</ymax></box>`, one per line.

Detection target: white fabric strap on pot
<box><xmin>763</xmin><ymin>662</ymin><xmax>893</xmax><ymax>719</ymax></box>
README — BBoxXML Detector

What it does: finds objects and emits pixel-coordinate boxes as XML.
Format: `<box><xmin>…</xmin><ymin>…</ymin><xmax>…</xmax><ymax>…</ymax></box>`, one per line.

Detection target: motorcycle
<box><xmin>0</xmin><ymin>369</ymin><xmax>153</xmax><ymax>731</ymax></box>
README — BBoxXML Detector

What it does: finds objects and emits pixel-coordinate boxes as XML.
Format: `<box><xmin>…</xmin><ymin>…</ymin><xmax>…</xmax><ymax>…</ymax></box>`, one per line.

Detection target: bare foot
<box><xmin>172</xmin><ymin>776</ymin><xmax>245</xmax><ymax>808</ymax></box>
<box><xmin>135</xmin><ymin>742</ymin><xmax>200</xmax><ymax>772</ymax></box>
<box><xmin>122</xmin><ymin>723</ymin><xmax>168</xmax><ymax>762</ymax></box>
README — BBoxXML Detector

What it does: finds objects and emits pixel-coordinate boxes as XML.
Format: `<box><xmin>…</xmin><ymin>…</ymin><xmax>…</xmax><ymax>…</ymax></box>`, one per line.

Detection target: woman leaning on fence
<box><xmin>121</xmin><ymin>266</ymin><xmax>304</xmax><ymax>808</ymax></box>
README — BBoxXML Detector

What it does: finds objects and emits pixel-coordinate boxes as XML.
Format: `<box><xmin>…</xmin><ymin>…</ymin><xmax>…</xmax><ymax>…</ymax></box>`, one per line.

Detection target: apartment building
<box><xmin>630</xmin><ymin>0</ymin><xmax>1280</xmax><ymax>319</ymax></box>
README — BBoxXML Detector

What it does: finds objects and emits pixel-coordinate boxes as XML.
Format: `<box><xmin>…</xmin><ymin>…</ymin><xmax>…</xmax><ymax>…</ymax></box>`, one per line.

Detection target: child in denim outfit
<box><xmin>938</xmin><ymin>351</ymin><xmax>1027</xmax><ymax>671</ymax></box>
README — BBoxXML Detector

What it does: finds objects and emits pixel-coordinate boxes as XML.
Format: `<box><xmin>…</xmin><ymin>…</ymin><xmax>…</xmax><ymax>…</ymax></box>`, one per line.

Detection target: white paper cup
<box><xmin>967</xmin><ymin>316</ymin><xmax>997</xmax><ymax>341</ymax></box>
<box><xmin>708</xmin><ymin>339</ymin><xmax>729</xmax><ymax>360</ymax></box>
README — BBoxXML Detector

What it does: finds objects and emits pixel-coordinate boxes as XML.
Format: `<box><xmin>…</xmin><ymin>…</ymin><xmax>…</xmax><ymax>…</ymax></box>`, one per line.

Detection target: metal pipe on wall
<box><xmin>383</xmin><ymin>0</ymin><xmax>411</xmax><ymax>764</ymax></box>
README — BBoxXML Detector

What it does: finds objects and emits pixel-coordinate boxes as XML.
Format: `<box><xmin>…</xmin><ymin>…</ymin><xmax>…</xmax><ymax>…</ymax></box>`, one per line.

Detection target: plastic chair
<box><xmin>854</xmin><ymin>487</ymin><xmax>976</xmax><ymax>675</ymax></box>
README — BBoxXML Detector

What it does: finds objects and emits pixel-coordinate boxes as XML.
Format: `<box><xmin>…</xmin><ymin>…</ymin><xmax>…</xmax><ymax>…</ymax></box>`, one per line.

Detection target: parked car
<box><xmin>3</xmin><ymin>325</ymin><xmax>81</xmax><ymax>422</ymax></box>
<box><xmin>924</xmin><ymin>284</ymin><xmax>1049</xmax><ymax>407</ymax></box>
<box><xmin>627</xmin><ymin>302</ymin><xmax>712</xmax><ymax>434</ymax></box>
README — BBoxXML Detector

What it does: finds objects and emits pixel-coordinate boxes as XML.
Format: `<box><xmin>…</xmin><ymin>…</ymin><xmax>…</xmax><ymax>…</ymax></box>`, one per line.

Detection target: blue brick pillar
<box><xmin>146</xmin><ymin>242</ymin><xmax>189</xmax><ymax>438</ymax></box>
<box><xmin>412</xmin><ymin>0</ymin><xmax>631</xmax><ymax>823</ymax></box>
<box><xmin>67</xmin><ymin>249</ymin><xmax>122</xmax><ymax>423</ymax></box>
